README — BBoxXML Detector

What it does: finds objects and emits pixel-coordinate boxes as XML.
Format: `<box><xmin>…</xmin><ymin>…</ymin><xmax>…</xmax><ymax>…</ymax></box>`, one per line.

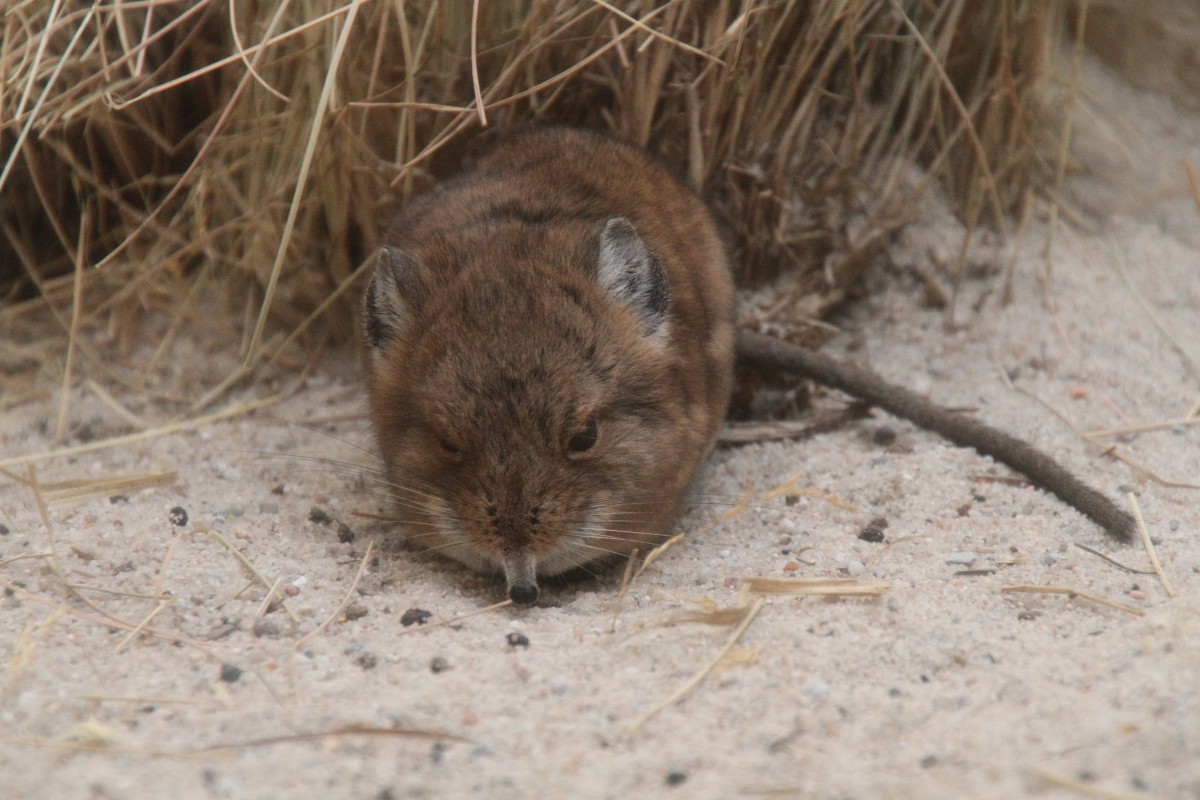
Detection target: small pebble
<box><xmin>506</xmin><ymin>632</ymin><xmax>530</xmax><ymax>649</ymax></box>
<box><xmin>0</xmin><ymin>523</ymin><xmax>9</xmax><ymax>536</ymax></box>
<box><xmin>168</xmin><ymin>506</ymin><xmax>188</xmax><ymax>527</ymax></box>
<box><xmin>430</xmin><ymin>742</ymin><xmax>447</xmax><ymax>764</ymax></box>
<box><xmin>284</xmin><ymin>584</ymin><xmax>300</xmax><ymax>597</ymax></box>
<box><xmin>1041</xmin><ymin>554</ymin><xmax>1057</xmax><ymax>567</ymax></box>
<box><xmin>337</xmin><ymin>522</ymin><xmax>355</xmax><ymax>543</ymax></box>
<box><xmin>308</xmin><ymin>506</ymin><xmax>333</xmax><ymax>525</ymax></box>
<box><xmin>665</xmin><ymin>771</ymin><xmax>687</xmax><ymax>787</ymax></box>
<box><xmin>207</xmin><ymin>621</ymin><xmax>239</xmax><ymax>641</ymax></box>
<box><xmin>401</xmin><ymin>608</ymin><xmax>432</xmax><ymax>627</ymax></box>
<box><xmin>218</xmin><ymin>663</ymin><xmax>242</xmax><ymax>683</ymax></box>
<box><xmin>343</xmin><ymin>603</ymin><xmax>369</xmax><ymax>621</ymax></box>
<box><xmin>220</xmin><ymin>507</ymin><xmax>244</xmax><ymax>518</ymax></box>
<box><xmin>109</xmin><ymin>494</ymin><xmax>129</xmax><ymax>504</ymax></box>
<box><xmin>270</xmin><ymin>483</ymin><xmax>286</xmax><ymax>495</ymax></box>
<box><xmin>258</xmin><ymin>502</ymin><xmax>279</xmax><ymax>515</ymax></box>
<box><xmin>355</xmin><ymin>653</ymin><xmax>378</xmax><ymax>670</ymax></box>
<box><xmin>430</xmin><ymin>656</ymin><xmax>451</xmax><ymax>674</ymax></box>
<box><xmin>252</xmin><ymin>619</ymin><xmax>282</xmax><ymax>638</ymax></box>
<box><xmin>844</xmin><ymin>560</ymin><xmax>865</xmax><ymax>577</ymax></box>
<box><xmin>945</xmin><ymin>551</ymin><xmax>978</xmax><ymax>567</ymax></box>
<box><xmin>872</xmin><ymin>426</ymin><xmax>897</xmax><ymax>446</ymax></box>
<box><xmin>783</xmin><ymin>561</ymin><xmax>800</xmax><ymax>573</ymax></box>
<box><xmin>784</xmin><ymin>494</ymin><xmax>799</xmax><ymax>507</ymax></box>
<box><xmin>858</xmin><ymin>526</ymin><xmax>885</xmax><ymax>543</ymax></box>
<box><xmin>71</xmin><ymin>545</ymin><xmax>97</xmax><ymax>562</ymax></box>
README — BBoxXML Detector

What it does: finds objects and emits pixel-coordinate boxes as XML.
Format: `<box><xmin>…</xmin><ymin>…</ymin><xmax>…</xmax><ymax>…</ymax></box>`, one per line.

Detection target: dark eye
<box><xmin>437</xmin><ymin>438</ymin><xmax>462</xmax><ymax>459</ymax></box>
<box><xmin>567</xmin><ymin>419</ymin><xmax>599</xmax><ymax>454</ymax></box>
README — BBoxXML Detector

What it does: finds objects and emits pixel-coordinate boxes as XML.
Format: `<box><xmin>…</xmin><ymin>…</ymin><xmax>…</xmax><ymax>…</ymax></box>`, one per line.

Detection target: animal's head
<box><xmin>362</xmin><ymin>218</ymin><xmax>683</xmax><ymax>604</ymax></box>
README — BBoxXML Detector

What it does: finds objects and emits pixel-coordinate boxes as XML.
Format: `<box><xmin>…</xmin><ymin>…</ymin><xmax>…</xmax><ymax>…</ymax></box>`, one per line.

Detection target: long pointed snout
<box><xmin>504</xmin><ymin>552</ymin><xmax>539</xmax><ymax>605</ymax></box>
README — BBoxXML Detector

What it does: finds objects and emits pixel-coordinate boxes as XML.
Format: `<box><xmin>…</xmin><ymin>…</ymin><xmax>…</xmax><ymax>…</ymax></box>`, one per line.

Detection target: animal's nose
<box><xmin>508</xmin><ymin>582</ymin><xmax>539</xmax><ymax>605</ymax></box>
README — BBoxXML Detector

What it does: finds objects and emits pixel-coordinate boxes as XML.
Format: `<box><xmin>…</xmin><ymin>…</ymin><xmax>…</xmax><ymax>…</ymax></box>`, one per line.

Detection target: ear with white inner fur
<box><xmin>362</xmin><ymin>245</ymin><xmax>426</xmax><ymax>351</ymax></box>
<box><xmin>597</xmin><ymin>217</ymin><xmax>670</xmax><ymax>338</ymax></box>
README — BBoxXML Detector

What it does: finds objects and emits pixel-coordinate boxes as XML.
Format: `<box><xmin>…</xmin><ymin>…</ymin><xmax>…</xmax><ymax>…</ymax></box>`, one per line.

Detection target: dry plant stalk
<box><xmin>1000</xmin><ymin>584</ymin><xmax>1145</xmax><ymax>617</ymax></box>
<box><xmin>741</xmin><ymin>576</ymin><xmax>892</xmax><ymax>597</ymax></box>
<box><xmin>2</xmin><ymin>0</ymin><xmax>1051</xmax><ymax>432</ymax></box>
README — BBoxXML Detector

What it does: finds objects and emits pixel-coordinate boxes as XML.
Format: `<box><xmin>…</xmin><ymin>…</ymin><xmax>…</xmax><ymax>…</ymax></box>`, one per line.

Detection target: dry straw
<box><xmin>2</xmin><ymin>0</ymin><xmax>1050</xmax><ymax>429</ymax></box>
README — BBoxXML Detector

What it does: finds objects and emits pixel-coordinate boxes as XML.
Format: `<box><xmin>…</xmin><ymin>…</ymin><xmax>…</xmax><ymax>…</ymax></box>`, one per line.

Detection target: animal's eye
<box><xmin>567</xmin><ymin>419</ymin><xmax>600</xmax><ymax>454</ymax></box>
<box><xmin>437</xmin><ymin>437</ymin><xmax>462</xmax><ymax>459</ymax></box>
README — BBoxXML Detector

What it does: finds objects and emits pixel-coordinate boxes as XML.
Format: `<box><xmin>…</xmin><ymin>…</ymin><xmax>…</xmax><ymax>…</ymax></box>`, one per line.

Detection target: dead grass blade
<box><xmin>197</xmin><ymin>723</ymin><xmax>468</xmax><ymax>750</ymax></box>
<box><xmin>1128</xmin><ymin>492</ymin><xmax>1176</xmax><ymax>599</ymax></box>
<box><xmin>210</xmin><ymin>529</ymin><xmax>301</xmax><ymax>624</ymax></box>
<box><xmin>1086</xmin><ymin>416</ymin><xmax>1200</xmax><ymax>439</ymax></box>
<box><xmin>0</xmin><ymin>469</ymin><xmax>177</xmax><ymax>505</ymax></box>
<box><xmin>1000</xmin><ymin>585</ymin><xmax>1145</xmax><ymax>617</ymax></box>
<box><xmin>3</xmin><ymin>0</ymin><xmax>1049</xmax><ymax>436</ymax></box>
<box><xmin>393</xmin><ymin>599</ymin><xmax>515</xmax><ymax>636</ymax></box>
<box><xmin>1029</xmin><ymin>768</ymin><xmax>1167</xmax><ymax>800</ymax></box>
<box><xmin>741</xmin><ymin>577</ymin><xmax>892</xmax><ymax>597</ymax></box>
<box><xmin>625</xmin><ymin>597</ymin><xmax>764</xmax><ymax>734</ymax></box>
<box><xmin>294</xmin><ymin>538</ymin><xmax>374</xmax><ymax>651</ymax></box>
<box><xmin>1110</xmin><ymin>233</ymin><xmax>1200</xmax><ymax>383</ymax></box>
<box><xmin>0</xmin><ymin>396</ymin><xmax>281</xmax><ymax>471</ymax></box>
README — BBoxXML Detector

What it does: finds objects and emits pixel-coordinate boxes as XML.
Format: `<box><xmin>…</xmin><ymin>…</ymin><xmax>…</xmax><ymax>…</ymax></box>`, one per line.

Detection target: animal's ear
<box><xmin>362</xmin><ymin>246</ymin><xmax>426</xmax><ymax>351</ymax></box>
<box><xmin>597</xmin><ymin>217</ymin><xmax>670</xmax><ymax>339</ymax></box>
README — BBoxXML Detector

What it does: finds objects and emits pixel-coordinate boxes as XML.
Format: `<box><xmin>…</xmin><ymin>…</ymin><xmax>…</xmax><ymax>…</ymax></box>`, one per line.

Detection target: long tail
<box><xmin>736</xmin><ymin>331</ymin><xmax>1135</xmax><ymax>542</ymax></box>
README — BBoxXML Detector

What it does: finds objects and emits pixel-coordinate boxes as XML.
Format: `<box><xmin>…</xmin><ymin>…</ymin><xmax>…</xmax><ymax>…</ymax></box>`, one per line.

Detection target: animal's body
<box><xmin>363</xmin><ymin>127</ymin><xmax>735</xmax><ymax>604</ymax></box>
<box><xmin>362</xmin><ymin>126</ymin><xmax>1132</xmax><ymax>605</ymax></box>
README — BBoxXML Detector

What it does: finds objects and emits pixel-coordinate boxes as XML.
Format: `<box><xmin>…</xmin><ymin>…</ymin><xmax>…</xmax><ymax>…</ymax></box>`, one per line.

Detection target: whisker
<box><xmin>409</xmin><ymin>539</ymin><xmax>475</xmax><ymax>559</ymax></box>
<box><xmin>560</xmin><ymin>540</ymin><xmax>637</xmax><ymax>561</ymax></box>
<box><xmin>579</xmin><ymin>527</ymin><xmax>673</xmax><ymax>540</ymax></box>
<box><xmin>550</xmin><ymin>551</ymin><xmax>614</xmax><ymax>586</ymax></box>
<box><xmin>250</xmin><ymin>410</ymin><xmax>378</xmax><ymax>459</ymax></box>
<box><xmin>237</xmin><ymin>450</ymin><xmax>388</xmax><ymax>478</ymax></box>
<box><xmin>239</xmin><ymin>453</ymin><xmax>466</xmax><ymax>511</ymax></box>
<box><xmin>324</xmin><ymin>491</ymin><xmax>448</xmax><ymax>520</ymax></box>
<box><xmin>368</xmin><ymin>517</ymin><xmax>447</xmax><ymax>531</ymax></box>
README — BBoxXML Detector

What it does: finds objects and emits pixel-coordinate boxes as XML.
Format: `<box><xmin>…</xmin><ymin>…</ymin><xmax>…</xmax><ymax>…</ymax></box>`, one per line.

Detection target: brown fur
<box><xmin>363</xmin><ymin>127</ymin><xmax>734</xmax><ymax>603</ymax></box>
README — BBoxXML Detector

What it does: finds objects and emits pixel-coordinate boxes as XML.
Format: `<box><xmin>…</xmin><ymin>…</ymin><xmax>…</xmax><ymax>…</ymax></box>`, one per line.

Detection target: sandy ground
<box><xmin>2</xmin><ymin>54</ymin><xmax>1198</xmax><ymax>799</ymax></box>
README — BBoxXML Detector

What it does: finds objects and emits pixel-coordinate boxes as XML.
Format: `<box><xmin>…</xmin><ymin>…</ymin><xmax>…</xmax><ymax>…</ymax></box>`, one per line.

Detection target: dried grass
<box><xmin>3</xmin><ymin>0</ymin><xmax>1053</xmax><ymax>426</ymax></box>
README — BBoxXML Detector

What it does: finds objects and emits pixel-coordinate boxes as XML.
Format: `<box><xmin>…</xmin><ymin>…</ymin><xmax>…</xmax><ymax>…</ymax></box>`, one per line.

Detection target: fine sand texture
<box><xmin>1</xmin><ymin>54</ymin><xmax>1198</xmax><ymax>799</ymax></box>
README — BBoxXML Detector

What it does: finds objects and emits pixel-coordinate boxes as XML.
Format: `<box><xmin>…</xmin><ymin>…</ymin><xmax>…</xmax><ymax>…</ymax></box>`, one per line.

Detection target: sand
<box><xmin>1</xmin><ymin>52</ymin><xmax>1198</xmax><ymax>799</ymax></box>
